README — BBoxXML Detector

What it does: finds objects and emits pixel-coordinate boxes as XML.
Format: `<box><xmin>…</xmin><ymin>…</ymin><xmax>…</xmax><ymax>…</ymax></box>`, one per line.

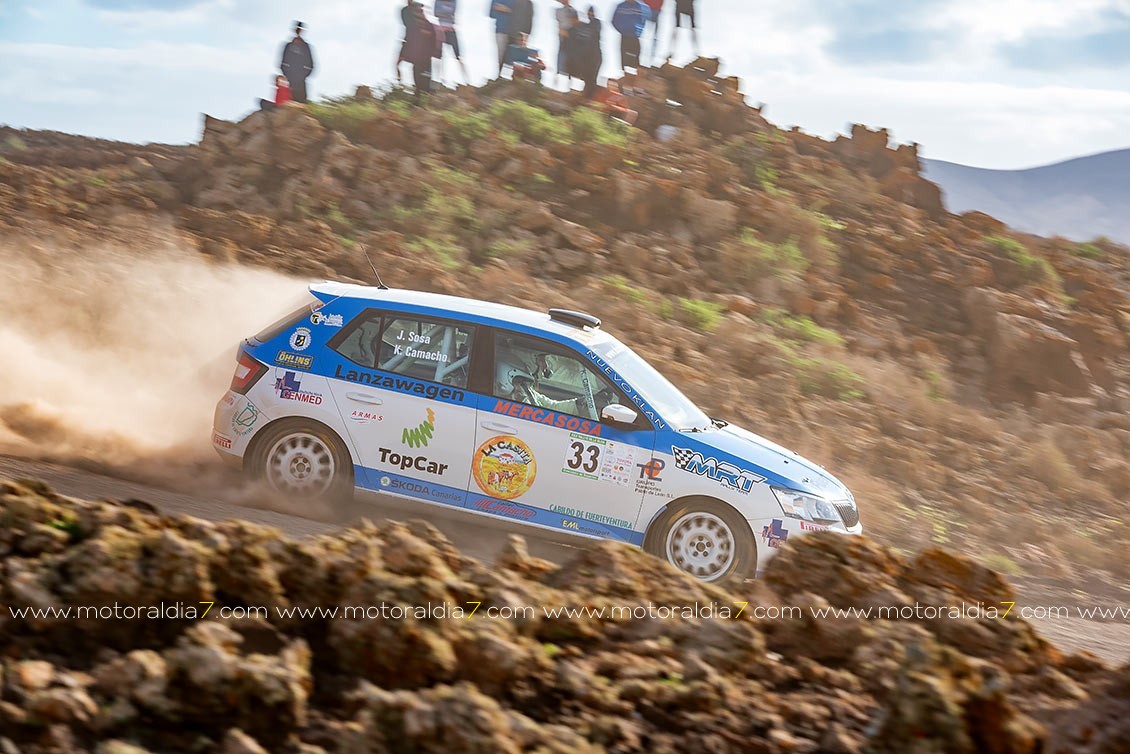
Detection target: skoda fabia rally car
<box><xmin>212</xmin><ymin>284</ymin><xmax>862</xmax><ymax>581</ymax></box>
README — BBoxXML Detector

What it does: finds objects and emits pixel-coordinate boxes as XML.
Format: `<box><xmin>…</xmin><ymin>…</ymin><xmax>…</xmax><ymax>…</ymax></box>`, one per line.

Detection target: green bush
<box><xmin>790</xmin><ymin>357</ymin><xmax>865</xmax><ymax>401</ymax></box>
<box><xmin>759</xmin><ymin>308</ymin><xmax>844</xmax><ymax>345</ymax></box>
<box><xmin>307</xmin><ymin>98</ymin><xmax>383</xmax><ymax>136</ymax></box>
<box><xmin>677</xmin><ymin>298</ymin><xmax>725</xmax><ymax>332</ymax></box>
<box><xmin>736</xmin><ymin>229</ymin><xmax>809</xmax><ymax>281</ymax></box>
<box><xmin>1071</xmin><ymin>242</ymin><xmax>1104</xmax><ymax>260</ymax></box>
<box><xmin>986</xmin><ymin>234</ymin><xmax>1056</xmax><ymax>283</ymax></box>
<box><xmin>570</xmin><ymin>106</ymin><xmax>629</xmax><ymax>148</ymax></box>
<box><xmin>488</xmin><ymin>100</ymin><xmax>571</xmax><ymax>146</ymax></box>
<box><xmin>603</xmin><ymin>275</ymin><xmax>647</xmax><ymax>304</ymax></box>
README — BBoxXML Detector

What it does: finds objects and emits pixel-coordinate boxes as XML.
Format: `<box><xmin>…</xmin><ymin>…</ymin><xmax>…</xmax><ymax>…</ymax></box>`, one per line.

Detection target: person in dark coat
<box><xmin>403</xmin><ymin>4</ymin><xmax>440</xmax><ymax>102</ymax></box>
<box><xmin>280</xmin><ymin>21</ymin><xmax>315</xmax><ymax>103</ymax></box>
<box><xmin>510</xmin><ymin>0</ymin><xmax>534</xmax><ymax>44</ymax></box>
<box><xmin>568</xmin><ymin>6</ymin><xmax>603</xmax><ymax>99</ymax></box>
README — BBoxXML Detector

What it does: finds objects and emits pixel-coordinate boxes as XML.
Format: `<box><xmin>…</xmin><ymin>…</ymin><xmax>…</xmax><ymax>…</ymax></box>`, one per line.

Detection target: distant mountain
<box><xmin>923</xmin><ymin>149</ymin><xmax>1130</xmax><ymax>244</ymax></box>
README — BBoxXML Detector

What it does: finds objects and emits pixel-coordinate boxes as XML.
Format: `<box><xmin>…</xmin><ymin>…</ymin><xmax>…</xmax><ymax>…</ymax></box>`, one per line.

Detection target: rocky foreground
<box><xmin>1</xmin><ymin>479</ymin><xmax>1127</xmax><ymax>754</ymax></box>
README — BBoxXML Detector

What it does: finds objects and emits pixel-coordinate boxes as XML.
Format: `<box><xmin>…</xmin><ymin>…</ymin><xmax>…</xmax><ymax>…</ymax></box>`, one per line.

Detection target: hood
<box><xmin>687</xmin><ymin>423</ymin><xmax>852</xmax><ymax>501</ymax></box>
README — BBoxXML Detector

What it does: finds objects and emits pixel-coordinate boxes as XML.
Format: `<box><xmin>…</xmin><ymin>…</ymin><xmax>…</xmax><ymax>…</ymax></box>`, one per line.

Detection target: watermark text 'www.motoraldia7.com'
<box><xmin>8</xmin><ymin>600</ymin><xmax>1130</xmax><ymax>622</ymax></box>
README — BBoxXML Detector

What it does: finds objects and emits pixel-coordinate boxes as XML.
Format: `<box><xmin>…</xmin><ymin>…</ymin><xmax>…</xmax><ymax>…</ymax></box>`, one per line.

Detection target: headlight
<box><xmin>771</xmin><ymin>487</ymin><xmax>841</xmax><ymax>524</ymax></box>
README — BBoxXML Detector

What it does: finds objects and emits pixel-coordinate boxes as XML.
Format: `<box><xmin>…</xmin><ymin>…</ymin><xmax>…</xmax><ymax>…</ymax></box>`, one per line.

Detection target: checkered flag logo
<box><xmin>671</xmin><ymin>446</ymin><xmax>698</xmax><ymax>471</ymax></box>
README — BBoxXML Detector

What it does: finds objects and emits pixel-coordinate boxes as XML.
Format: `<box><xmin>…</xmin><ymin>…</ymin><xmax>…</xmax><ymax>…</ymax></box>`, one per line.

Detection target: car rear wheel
<box><xmin>249</xmin><ymin>420</ymin><xmax>353</xmax><ymax>505</ymax></box>
<box><xmin>650</xmin><ymin>499</ymin><xmax>756</xmax><ymax>582</ymax></box>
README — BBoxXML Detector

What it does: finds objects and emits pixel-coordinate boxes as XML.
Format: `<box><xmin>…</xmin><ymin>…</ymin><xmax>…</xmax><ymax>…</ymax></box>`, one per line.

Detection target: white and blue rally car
<box><xmin>212</xmin><ymin>283</ymin><xmax>862</xmax><ymax>581</ymax></box>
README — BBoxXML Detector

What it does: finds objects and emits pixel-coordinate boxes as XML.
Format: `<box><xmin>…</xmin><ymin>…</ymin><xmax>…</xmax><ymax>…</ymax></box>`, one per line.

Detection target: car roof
<box><xmin>310</xmin><ymin>282</ymin><xmax>615</xmax><ymax>346</ymax></box>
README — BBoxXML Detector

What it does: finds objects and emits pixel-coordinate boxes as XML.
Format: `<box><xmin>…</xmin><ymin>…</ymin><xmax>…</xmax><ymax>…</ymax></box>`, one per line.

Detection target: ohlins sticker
<box><xmin>671</xmin><ymin>446</ymin><xmax>765</xmax><ymax>494</ymax></box>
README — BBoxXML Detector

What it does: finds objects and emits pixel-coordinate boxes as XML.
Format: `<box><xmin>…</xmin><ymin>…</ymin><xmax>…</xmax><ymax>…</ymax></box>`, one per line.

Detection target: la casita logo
<box><xmin>472</xmin><ymin>435</ymin><xmax>536</xmax><ymax>500</ymax></box>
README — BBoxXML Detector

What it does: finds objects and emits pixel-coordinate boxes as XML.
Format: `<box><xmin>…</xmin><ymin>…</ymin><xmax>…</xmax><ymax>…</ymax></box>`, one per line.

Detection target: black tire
<box><xmin>247</xmin><ymin>419</ymin><xmax>354</xmax><ymax>507</ymax></box>
<box><xmin>646</xmin><ymin>498</ymin><xmax>757</xmax><ymax>582</ymax></box>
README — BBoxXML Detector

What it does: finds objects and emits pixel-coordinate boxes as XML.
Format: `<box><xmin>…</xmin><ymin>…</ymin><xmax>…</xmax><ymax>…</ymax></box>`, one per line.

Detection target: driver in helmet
<box><xmin>496</xmin><ymin>360</ymin><xmax>586</xmax><ymax>415</ymax></box>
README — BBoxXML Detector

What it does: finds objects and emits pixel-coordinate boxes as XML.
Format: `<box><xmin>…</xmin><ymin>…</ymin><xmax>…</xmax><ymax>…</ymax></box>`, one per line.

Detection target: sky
<box><xmin>2</xmin><ymin>0</ymin><xmax>1129</xmax><ymax>168</ymax></box>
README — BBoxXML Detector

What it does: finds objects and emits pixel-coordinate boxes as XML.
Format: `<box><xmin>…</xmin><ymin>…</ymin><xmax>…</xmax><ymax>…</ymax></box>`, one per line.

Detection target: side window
<box><xmin>378</xmin><ymin>316</ymin><xmax>474</xmax><ymax>388</ymax></box>
<box><xmin>493</xmin><ymin>332</ymin><xmax>618</xmax><ymax>421</ymax></box>
<box><xmin>331</xmin><ymin>311</ymin><xmax>384</xmax><ymax>368</ymax></box>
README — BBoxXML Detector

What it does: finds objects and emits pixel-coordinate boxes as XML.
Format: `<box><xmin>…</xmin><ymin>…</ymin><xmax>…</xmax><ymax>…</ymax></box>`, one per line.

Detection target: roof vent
<box><xmin>548</xmin><ymin>308</ymin><xmax>601</xmax><ymax>329</ymax></box>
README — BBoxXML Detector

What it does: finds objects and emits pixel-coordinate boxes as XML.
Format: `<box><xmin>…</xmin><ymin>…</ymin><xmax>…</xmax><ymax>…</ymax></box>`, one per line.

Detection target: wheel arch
<box><xmin>245</xmin><ymin>415</ymin><xmax>355</xmax><ymax>477</ymax></box>
<box><xmin>642</xmin><ymin>494</ymin><xmax>756</xmax><ymax>554</ymax></box>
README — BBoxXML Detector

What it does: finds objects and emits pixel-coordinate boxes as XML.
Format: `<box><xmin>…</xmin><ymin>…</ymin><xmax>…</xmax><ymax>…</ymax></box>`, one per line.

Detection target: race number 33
<box><xmin>567</xmin><ymin>440</ymin><xmax>600</xmax><ymax>473</ymax></box>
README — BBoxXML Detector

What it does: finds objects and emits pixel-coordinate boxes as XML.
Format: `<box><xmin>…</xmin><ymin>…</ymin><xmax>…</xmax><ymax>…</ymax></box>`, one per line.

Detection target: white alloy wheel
<box><xmin>664</xmin><ymin>510</ymin><xmax>736</xmax><ymax>582</ymax></box>
<box><xmin>265</xmin><ymin>431</ymin><xmax>337</xmax><ymax>496</ymax></box>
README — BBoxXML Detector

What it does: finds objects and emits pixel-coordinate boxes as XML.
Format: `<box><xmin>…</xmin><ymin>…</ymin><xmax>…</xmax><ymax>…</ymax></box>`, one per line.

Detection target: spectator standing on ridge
<box><xmin>510</xmin><ymin>0</ymin><xmax>534</xmax><ymax>49</ymax></box>
<box><xmin>555</xmin><ymin>0</ymin><xmax>579</xmax><ymax>89</ymax></box>
<box><xmin>569</xmin><ymin>5</ymin><xmax>603</xmax><ymax>98</ymax></box>
<box><xmin>280</xmin><ymin>21</ymin><xmax>314</xmax><ymax>103</ymax></box>
<box><xmin>403</xmin><ymin>3</ymin><xmax>440</xmax><ymax>102</ymax></box>
<box><xmin>668</xmin><ymin>0</ymin><xmax>699</xmax><ymax>59</ymax></box>
<box><xmin>435</xmin><ymin>0</ymin><xmax>470</xmax><ymax>85</ymax></box>
<box><xmin>395</xmin><ymin>0</ymin><xmax>415</xmax><ymax>84</ymax></box>
<box><xmin>489</xmin><ymin>0</ymin><xmax>516</xmax><ymax>74</ymax></box>
<box><xmin>611</xmin><ymin>0</ymin><xmax>650</xmax><ymax>74</ymax></box>
<box><xmin>643</xmin><ymin>0</ymin><xmax>663</xmax><ymax>65</ymax></box>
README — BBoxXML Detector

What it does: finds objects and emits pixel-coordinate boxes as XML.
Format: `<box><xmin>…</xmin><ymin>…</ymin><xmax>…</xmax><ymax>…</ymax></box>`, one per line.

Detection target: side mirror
<box><xmin>601</xmin><ymin>403</ymin><xmax>638</xmax><ymax>426</ymax></box>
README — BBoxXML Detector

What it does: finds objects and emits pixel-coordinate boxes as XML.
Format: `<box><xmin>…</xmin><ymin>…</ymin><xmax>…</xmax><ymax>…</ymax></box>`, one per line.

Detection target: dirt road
<box><xmin>2</xmin><ymin>455</ymin><xmax>1126</xmax><ymax>666</ymax></box>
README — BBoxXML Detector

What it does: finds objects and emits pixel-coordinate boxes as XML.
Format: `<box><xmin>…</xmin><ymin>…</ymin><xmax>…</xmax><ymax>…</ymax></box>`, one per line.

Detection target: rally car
<box><xmin>212</xmin><ymin>283</ymin><xmax>862</xmax><ymax>581</ymax></box>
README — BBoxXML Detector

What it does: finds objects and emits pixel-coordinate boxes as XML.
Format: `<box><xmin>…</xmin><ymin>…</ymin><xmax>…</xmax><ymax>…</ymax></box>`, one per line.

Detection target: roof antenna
<box><xmin>358</xmin><ymin>244</ymin><xmax>389</xmax><ymax>290</ymax></box>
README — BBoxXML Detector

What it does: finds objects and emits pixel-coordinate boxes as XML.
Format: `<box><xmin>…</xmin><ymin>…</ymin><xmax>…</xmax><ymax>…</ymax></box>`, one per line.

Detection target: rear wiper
<box><xmin>710</xmin><ymin>417</ymin><xmax>729</xmax><ymax>429</ymax></box>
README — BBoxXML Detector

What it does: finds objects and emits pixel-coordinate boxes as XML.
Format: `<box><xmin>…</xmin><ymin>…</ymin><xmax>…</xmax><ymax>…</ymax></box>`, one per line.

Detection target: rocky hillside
<box><xmin>1</xmin><ymin>59</ymin><xmax>1128</xmax><ymax>584</ymax></box>
<box><xmin>2</xmin><ymin>479</ymin><xmax>1128</xmax><ymax>754</ymax></box>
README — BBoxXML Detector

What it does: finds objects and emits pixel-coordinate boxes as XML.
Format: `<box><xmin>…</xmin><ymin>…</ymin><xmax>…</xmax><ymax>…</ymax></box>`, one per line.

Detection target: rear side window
<box><xmin>253</xmin><ymin>295</ymin><xmax>319</xmax><ymax>343</ymax></box>
<box><xmin>330</xmin><ymin>310</ymin><xmax>474</xmax><ymax>389</ymax></box>
<box><xmin>380</xmin><ymin>316</ymin><xmax>474</xmax><ymax>388</ymax></box>
<box><xmin>331</xmin><ymin>311</ymin><xmax>385</xmax><ymax>368</ymax></box>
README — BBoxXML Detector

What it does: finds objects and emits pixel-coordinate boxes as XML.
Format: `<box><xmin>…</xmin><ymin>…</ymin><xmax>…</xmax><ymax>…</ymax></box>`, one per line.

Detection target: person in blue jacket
<box><xmin>489</xmin><ymin>0</ymin><xmax>516</xmax><ymax>73</ymax></box>
<box><xmin>611</xmin><ymin>0</ymin><xmax>650</xmax><ymax>74</ymax></box>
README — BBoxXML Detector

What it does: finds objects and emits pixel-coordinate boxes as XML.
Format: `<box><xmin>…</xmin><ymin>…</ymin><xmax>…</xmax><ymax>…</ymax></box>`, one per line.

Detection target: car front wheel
<box><xmin>249</xmin><ymin>420</ymin><xmax>354</xmax><ymax>505</ymax></box>
<box><xmin>650</xmin><ymin>499</ymin><xmax>756</xmax><ymax>582</ymax></box>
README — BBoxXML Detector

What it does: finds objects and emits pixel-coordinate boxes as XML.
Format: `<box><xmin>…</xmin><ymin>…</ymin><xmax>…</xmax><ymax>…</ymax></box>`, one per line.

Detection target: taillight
<box><xmin>230</xmin><ymin>351</ymin><xmax>268</xmax><ymax>395</ymax></box>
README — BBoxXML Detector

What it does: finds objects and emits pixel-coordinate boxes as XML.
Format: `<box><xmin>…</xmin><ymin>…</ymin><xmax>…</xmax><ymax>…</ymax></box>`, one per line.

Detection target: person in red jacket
<box><xmin>259</xmin><ymin>75</ymin><xmax>292</xmax><ymax>111</ymax></box>
<box><xmin>643</xmin><ymin>0</ymin><xmax>663</xmax><ymax>65</ymax></box>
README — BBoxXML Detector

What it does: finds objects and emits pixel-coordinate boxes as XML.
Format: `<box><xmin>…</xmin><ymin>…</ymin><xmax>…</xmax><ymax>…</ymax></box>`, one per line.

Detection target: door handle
<box><xmin>346</xmin><ymin>392</ymin><xmax>383</xmax><ymax>405</ymax></box>
<box><xmin>480</xmin><ymin>420</ymin><xmax>517</xmax><ymax>433</ymax></box>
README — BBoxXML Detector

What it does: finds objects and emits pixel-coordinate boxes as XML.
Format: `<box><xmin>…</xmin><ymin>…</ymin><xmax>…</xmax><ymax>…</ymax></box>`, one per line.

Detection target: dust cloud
<box><xmin>0</xmin><ymin>234</ymin><xmax>307</xmax><ymax>479</ymax></box>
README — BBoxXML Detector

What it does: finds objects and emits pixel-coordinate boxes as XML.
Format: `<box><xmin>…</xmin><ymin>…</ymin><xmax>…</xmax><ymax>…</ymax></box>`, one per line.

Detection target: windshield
<box><xmin>590</xmin><ymin>339</ymin><xmax>711</xmax><ymax>431</ymax></box>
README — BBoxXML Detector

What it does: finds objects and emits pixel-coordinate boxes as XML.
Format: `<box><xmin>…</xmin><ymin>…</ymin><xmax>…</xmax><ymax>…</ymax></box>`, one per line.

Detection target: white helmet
<box><xmin>496</xmin><ymin>361</ymin><xmax>535</xmax><ymax>394</ymax></box>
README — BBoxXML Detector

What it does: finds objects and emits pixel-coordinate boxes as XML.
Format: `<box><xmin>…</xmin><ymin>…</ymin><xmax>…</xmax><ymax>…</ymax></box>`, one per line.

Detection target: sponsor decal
<box><xmin>634</xmin><ymin>457</ymin><xmax>669</xmax><ymax>497</ymax></box>
<box><xmin>491</xmin><ymin>399</ymin><xmax>602</xmax><ymax>436</ymax></box>
<box><xmin>386</xmin><ymin>477</ymin><xmax>463</xmax><ymax>504</ymax></box>
<box><xmin>289</xmin><ymin>327</ymin><xmax>313</xmax><ymax>351</ymax></box>
<box><xmin>310</xmin><ymin>311</ymin><xmax>344</xmax><ymax>327</ymax></box>
<box><xmin>221</xmin><ymin>393</ymin><xmax>238</xmax><ymax>409</ymax></box>
<box><xmin>350</xmin><ymin>410</ymin><xmax>384</xmax><ymax>424</ymax></box>
<box><xmin>762</xmin><ymin>519</ymin><xmax>789</xmax><ymax>549</ymax></box>
<box><xmin>473</xmin><ymin>435</ymin><xmax>536</xmax><ymax>500</ymax></box>
<box><xmin>549</xmin><ymin>504</ymin><xmax>631</xmax><ymax>530</ymax></box>
<box><xmin>211</xmin><ymin>431</ymin><xmax>233</xmax><ymax>449</ymax></box>
<box><xmin>389</xmin><ymin>326</ymin><xmax>449</xmax><ymax>364</ymax></box>
<box><xmin>403</xmin><ymin>407</ymin><xmax>437</xmax><ymax>448</ymax></box>
<box><xmin>799</xmin><ymin>521</ymin><xmax>830</xmax><ymax>532</ymax></box>
<box><xmin>275</xmin><ymin>351</ymin><xmax>313</xmax><ymax>370</ymax></box>
<box><xmin>274</xmin><ymin>371</ymin><xmax>323</xmax><ymax>405</ymax></box>
<box><xmin>561</xmin><ymin>432</ymin><xmax>634</xmax><ymax>487</ymax></box>
<box><xmin>231</xmin><ymin>400</ymin><xmax>261</xmax><ymax>436</ymax></box>
<box><xmin>377</xmin><ymin>447</ymin><xmax>449</xmax><ymax>476</ymax></box>
<box><xmin>585</xmin><ymin>349</ymin><xmax>667</xmax><ymax>430</ymax></box>
<box><xmin>333</xmin><ymin>365</ymin><xmax>466</xmax><ymax>402</ymax></box>
<box><xmin>671</xmin><ymin>446</ymin><xmax>765</xmax><ymax>494</ymax></box>
<box><xmin>471</xmin><ymin>497</ymin><xmax>537</xmax><ymax>521</ymax></box>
